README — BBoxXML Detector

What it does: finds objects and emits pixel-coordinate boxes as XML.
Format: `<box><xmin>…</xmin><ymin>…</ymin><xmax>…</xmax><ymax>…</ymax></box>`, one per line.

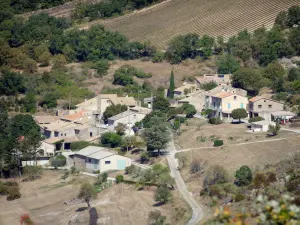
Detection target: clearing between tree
<box><xmin>79</xmin><ymin>0</ymin><xmax>300</xmax><ymax>49</ymax></box>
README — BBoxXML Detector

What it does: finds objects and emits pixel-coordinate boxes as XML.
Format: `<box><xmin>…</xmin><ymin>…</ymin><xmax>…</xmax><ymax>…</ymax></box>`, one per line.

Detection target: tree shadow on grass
<box><xmin>76</xmin><ymin>207</ymin><xmax>88</xmax><ymax>212</ymax></box>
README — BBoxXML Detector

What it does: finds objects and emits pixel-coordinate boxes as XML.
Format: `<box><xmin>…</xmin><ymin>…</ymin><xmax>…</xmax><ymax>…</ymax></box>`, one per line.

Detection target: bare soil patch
<box><xmin>0</xmin><ymin>170</ymin><xmax>190</xmax><ymax>225</ymax></box>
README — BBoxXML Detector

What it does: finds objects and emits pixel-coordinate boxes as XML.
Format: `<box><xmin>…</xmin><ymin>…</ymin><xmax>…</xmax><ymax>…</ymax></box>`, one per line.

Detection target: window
<box><xmin>240</xmin><ymin>103</ymin><xmax>244</xmax><ymax>108</ymax></box>
<box><xmin>227</xmin><ymin>103</ymin><xmax>231</xmax><ymax>109</ymax></box>
<box><xmin>258</xmin><ymin>105</ymin><xmax>262</xmax><ymax>109</ymax></box>
<box><xmin>90</xmin><ymin>132</ymin><xmax>93</xmax><ymax>137</ymax></box>
<box><xmin>88</xmin><ymin>158</ymin><xmax>91</xmax><ymax>163</ymax></box>
<box><xmin>105</xmin><ymin>161</ymin><xmax>111</xmax><ymax>164</ymax></box>
<box><xmin>61</xmin><ymin>134</ymin><xmax>63</xmax><ymax>136</ymax></box>
<box><xmin>268</xmin><ymin>105</ymin><xmax>272</xmax><ymax>109</ymax></box>
<box><xmin>234</xmin><ymin>96</ymin><xmax>237</xmax><ymax>100</ymax></box>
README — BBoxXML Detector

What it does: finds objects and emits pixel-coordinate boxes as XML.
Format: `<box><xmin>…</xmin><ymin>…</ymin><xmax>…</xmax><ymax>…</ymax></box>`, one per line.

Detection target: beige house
<box><xmin>249</xmin><ymin>96</ymin><xmax>284</xmax><ymax>121</ymax></box>
<box><xmin>208</xmin><ymin>92</ymin><xmax>248</xmax><ymax>120</ymax></box>
<box><xmin>72</xmin><ymin>146</ymin><xmax>131</xmax><ymax>172</ymax></box>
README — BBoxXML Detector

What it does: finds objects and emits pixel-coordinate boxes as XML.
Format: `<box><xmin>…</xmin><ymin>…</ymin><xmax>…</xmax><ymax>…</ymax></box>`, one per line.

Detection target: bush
<box><xmin>6</xmin><ymin>186</ymin><xmax>21</xmax><ymax>201</ymax></box>
<box><xmin>148</xmin><ymin>210</ymin><xmax>166</xmax><ymax>225</ymax></box>
<box><xmin>152</xmin><ymin>51</ymin><xmax>165</xmax><ymax>63</ymax></box>
<box><xmin>116</xmin><ymin>175</ymin><xmax>124</xmax><ymax>183</ymax></box>
<box><xmin>70</xmin><ymin>166</ymin><xmax>79</xmax><ymax>174</ymax></box>
<box><xmin>213</xmin><ymin>139</ymin><xmax>223</xmax><ymax>147</ymax></box>
<box><xmin>92</xmin><ymin>60</ymin><xmax>109</xmax><ymax>77</ymax></box>
<box><xmin>248</xmin><ymin>116</ymin><xmax>264</xmax><ymax>123</ymax></box>
<box><xmin>190</xmin><ymin>158</ymin><xmax>203</xmax><ymax>174</ymax></box>
<box><xmin>125</xmin><ymin>165</ymin><xmax>136</xmax><ymax>175</ymax></box>
<box><xmin>209</xmin><ymin>117</ymin><xmax>222</xmax><ymax>125</ymax></box>
<box><xmin>201</xmin><ymin>81</ymin><xmax>218</xmax><ymax>91</ymax></box>
<box><xmin>51</xmin><ymin>155</ymin><xmax>66</xmax><ymax>168</ymax></box>
<box><xmin>0</xmin><ymin>183</ymin><xmax>9</xmax><ymax>195</ymax></box>
<box><xmin>253</xmin><ymin>172</ymin><xmax>268</xmax><ymax>188</ymax></box>
<box><xmin>101</xmin><ymin>132</ymin><xmax>122</xmax><ymax>148</ymax></box>
<box><xmin>234</xmin><ymin>193</ymin><xmax>245</xmax><ymax>202</ymax></box>
<box><xmin>235</xmin><ymin>165</ymin><xmax>253</xmax><ymax>186</ymax></box>
<box><xmin>154</xmin><ymin>185</ymin><xmax>171</xmax><ymax>204</ymax></box>
<box><xmin>23</xmin><ymin>166</ymin><xmax>43</xmax><ymax>181</ymax></box>
<box><xmin>268</xmin><ymin>123</ymin><xmax>281</xmax><ymax>136</ymax></box>
<box><xmin>203</xmin><ymin>165</ymin><xmax>230</xmax><ymax>188</ymax></box>
<box><xmin>94</xmin><ymin>172</ymin><xmax>108</xmax><ymax>186</ymax></box>
<box><xmin>140</xmin><ymin>152</ymin><xmax>150</xmax><ymax>164</ymax></box>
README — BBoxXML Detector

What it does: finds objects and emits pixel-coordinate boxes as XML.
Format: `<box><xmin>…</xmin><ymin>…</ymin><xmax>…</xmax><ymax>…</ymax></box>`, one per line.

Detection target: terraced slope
<box><xmin>80</xmin><ymin>0</ymin><xmax>300</xmax><ymax>49</ymax></box>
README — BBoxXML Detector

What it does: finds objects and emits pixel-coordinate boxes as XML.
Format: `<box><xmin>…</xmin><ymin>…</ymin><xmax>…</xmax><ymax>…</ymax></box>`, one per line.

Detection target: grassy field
<box><xmin>79</xmin><ymin>0</ymin><xmax>300</xmax><ymax>49</ymax></box>
<box><xmin>0</xmin><ymin>170</ymin><xmax>190</xmax><ymax>225</ymax></box>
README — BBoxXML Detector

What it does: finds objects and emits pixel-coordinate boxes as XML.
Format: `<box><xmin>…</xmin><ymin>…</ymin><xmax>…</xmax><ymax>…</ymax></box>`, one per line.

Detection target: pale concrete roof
<box><xmin>271</xmin><ymin>111</ymin><xmax>295</xmax><ymax>117</ymax></box>
<box><xmin>130</xmin><ymin>106</ymin><xmax>152</xmax><ymax>115</ymax></box>
<box><xmin>34</xmin><ymin>115</ymin><xmax>59</xmax><ymax>124</ymax></box>
<box><xmin>76</xmin><ymin>146</ymin><xmax>115</xmax><ymax>160</ymax></box>
<box><xmin>108</xmin><ymin>110</ymin><xmax>136</xmax><ymax>121</ymax></box>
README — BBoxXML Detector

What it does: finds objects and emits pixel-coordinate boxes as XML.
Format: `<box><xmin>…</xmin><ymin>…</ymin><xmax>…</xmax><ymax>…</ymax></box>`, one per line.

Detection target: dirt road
<box><xmin>166</xmin><ymin>138</ymin><xmax>203</xmax><ymax>225</ymax></box>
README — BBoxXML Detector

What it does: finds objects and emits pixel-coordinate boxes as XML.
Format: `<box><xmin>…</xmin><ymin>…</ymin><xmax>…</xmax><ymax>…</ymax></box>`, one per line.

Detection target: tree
<box><xmin>38</xmin><ymin>51</ymin><xmax>52</xmax><ymax>66</ymax></box>
<box><xmin>235</xmin><ymin>165</ymin><xmax>252</xmax><ymax>186</ymax></box>
<box><xmin>288</xmin><ymin>68</ymin><xmax>300</xmax><ymax>81</ymax></box>
<box><xmin>268</xmin><ymin>123</ymin><xmax>280</xmax><ymax>136</ymax></box>
<box><xmin>94</xmin><ymin>172</ymin><xmax>108</xmax><ymax>185</ymax></box>
<box><xmin>113</xmin><ymin>65</ymin><xmax>135</xmax><ymax>86</ymax></box>
<box><xmin>144</xmin><ymin>117</ymin><xmax>170</xmax><ymax>155</ymax></box>
<box><xmin>78</xmin><ymin>183</ymin><xmax>97</xmax><ymax>208</ymax></box>
<box><xmin>101</xmin><ymin>132</ymin><xmax>122</xmax><ymax>148</ymax></box>
<box><xmin>154</xmin><ymin>185</ymin><xmax>171</xmax><ymax>204</ymax></box>
<box><xmin>232</xmin><ymin>68</ymin><xmax>263</xmax><ymax>94</ymax></box>
<box><xmin>153</xmin><ymin>96</ymin><xmax>170</xmax><ymax>112</ymax></box>
<box><xmin>287</xmin><ymin>5</ymin><xmax>300</xmax><ymax>27</ymax></box>
<box><xmin>263</xmin><ymin>62</ymin><xmax>285</xmax><ymax>92</ymax></box>
<box><xmin>274</xmin><ymin>11</ymin><xmax>288</xmax><ymax>29</ymax></box>
<box><xmin>103</xmin><ymin>104</ymin><xmax>127</xmax><ymax>123</ymax></box>
<box><xmin>199</xmin><ymin>34</ymin><xmax>215</xmax><ymax>59</ymax></box>
<box><xmin>114</xmin><ymin>123</ymin><xmax>126</xmax><ymax>136</ymax></box>
<box><xmin>289</xmin><ymin>27</ymin><xmax>300</xmax><ymax>56</ymax></box>
<box><xmin>231</xmin><ymin>108</ymin><xmax>248</xmax><ymax>122</ymax></box>
<box><xmin>52</xmin><ymin>54</ymin><xmax>67</xmax><ymax>69</ymax></box>
<box><xmin>182</xmin><ymin>103</ymin><xmax>196</xmax><ymax>118</ymax></box>
<box><xmin>216</xmin><ymin>54</ymin><xmax>240</xmax><ymax>74</ymax></box>
<box><xmin>168</xmin><ymin>70</ymin><xmax>175</xmax><ymax>98</ymax></box>
<box><xmin>203</xmin><ymin>165</ymin><xmax>230</xmax><ymax>188</ymax></box>
<box><xmin>92</xmin><ymin>60</ymin><xmax>109</xmax><ymax>77</ymax></box>
<box><xmin>23</xmin><ymin>58</ymin><xmax>37</xmax><ymax>73</ymax></box>
<box><xmin>0</xmin><ymin>70</ymin><xmax>25</xmax><ymax>95</ymax></box>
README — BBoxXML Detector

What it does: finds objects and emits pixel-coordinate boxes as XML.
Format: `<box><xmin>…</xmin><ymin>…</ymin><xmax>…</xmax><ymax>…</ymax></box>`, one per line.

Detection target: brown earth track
<box><xmin>79</xmin><ymin>0</ymin><xmax>300</xmax><ymax>49</ymax></box>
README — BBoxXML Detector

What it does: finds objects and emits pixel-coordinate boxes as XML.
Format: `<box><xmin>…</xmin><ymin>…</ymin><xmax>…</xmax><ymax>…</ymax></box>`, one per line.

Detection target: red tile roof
<box><xmin>212</xmin><ymin>92</ymin><xmax>233</xmax><ymax>99</ymax></box>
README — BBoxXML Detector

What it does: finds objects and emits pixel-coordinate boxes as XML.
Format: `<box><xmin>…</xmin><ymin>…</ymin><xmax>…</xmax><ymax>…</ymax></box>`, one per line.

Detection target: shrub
<box><xmin>235</xmin><ymin>165</ymin><xmax>253</xmax><ymax>186</ymax></box>
<box><xmin>61</xmin><ymin>170</ymin><xmax>69</xmax><ymax>181</ymax></box>
<box><xmin>213</xmin><ymin>139</ymin><xmax>224</xmax><ymax>147</ymax></box>
<box><xmin>23</xmin><ymin>166</ymin><xmax>43</xmax><ymax>181</ymax></box>
<box><xmin>209</xmin><ymin>117</ymin><xmax>222</xmax><ymax>125</ymax></box>
<box><xmin>140</xmin><ymin>152</ymin><xmax>150</xmax><ymax>164</ymax></box>
<box><xmin>51</xmin><ymin>155</ymin><xmax>66</xmax><ymax>168</ymax></box>
<box><xmin>201</xmin><ymin>81</ymin><xmax>218</xmax><ymax>91</ymax></box>
<box><xmin>266</xmin><ymin>172</ymin><xmax>277</xmax><ymax>183</ymax></box>
<box><xmin>101</xmin><ymin>132</ymin><xmax>122</xmax><ymax>148</ymax></box>
<box><xmin>0</xmin><ymin>183</ymin><xmax>9</xmax><ymax>195</ymax></box>
<box><xmin>116</xmin><ymin>175</ymin><xmax>124</xmax><ymax>183</ymax></box>
<box><xmin>70</xmin><ymin>166</ymin><xmax>80</xmax><ymax>174</ymax></box>
<box><xmin>234</xmin><ymin>193</ymin><xmax>245</xmax><ymax>202</ymax></box>
<box><xmin>248</xmin><ymin>116</ymin><xmax>264</xmax><ymax>123</ymax></box>
<box><xmin>268</xmin><ymin>123</ymin><xmax>281</xmax><ymax>136</ymax></box>
<box><xmin>94</xmin><ymin>172</ymin><xmax>108</xmax><ymax>186</ymax></box>
<box><xmin>154</xmin><ymin>185</ymin><xmax>171</xmax><ymax>204</ymax></box>
<box><xmin>253</xmin><ymin>172</ymin><xmax>268</xmax><ymax>188</ymax></box>
<box><xmin>92</xmin><ymin>60</ymin><xmax>109</xmax><ymax>77</ymax></box>
<box><xmin>6</xmin><ymin>186</ymin><xmax>21</xmax><ymax>201</ymax></box>
<box><xmin>190</xmin><ymin>158</ymin><xmax>203</xmax><ymax>174</ymax></box>
<box><xmin>148</xmin><ymin>210</ymin><xmax>166</xmax><ymax>225</ymax></box>
<box><xmin>203</xmin><ymin>165</ymin><xmax>230</xmax><ymax>188</ymax></box>
<box><xmin>152</xmin><ymin>52</ymin><xmax>165</xmax><ymax>63</ymax></box>
<box><xmin>206</xmin><ymin>183</ymin><xmax>238</xmax><ymax>199</ymax></box>
<box><xmin>125</xmin><ymin>165</ymin><xmax>136</xmax><ymax>175</ymax></box>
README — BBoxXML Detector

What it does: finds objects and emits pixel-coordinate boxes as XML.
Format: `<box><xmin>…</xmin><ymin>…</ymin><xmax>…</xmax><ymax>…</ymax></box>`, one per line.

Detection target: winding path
<box><xmin>166</xmin><ymin>139</ymin><xmax>203</xmax><ymax>225</ymax></box>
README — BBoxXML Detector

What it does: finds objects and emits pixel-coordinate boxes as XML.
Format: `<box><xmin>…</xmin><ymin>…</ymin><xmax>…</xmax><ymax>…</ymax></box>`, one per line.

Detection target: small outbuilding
<box><xmin>271</xmin><ymin>111</ymin><xmax>296</xmax><ymax>123</ymax></box>
<box><xmin>72</xmin><ymin>146</ymin><xmax>131</xmax><ymax>173</ymax></box>
<box><xmin>250</xmin><ymin>121</ymin><xmax>276</xmax><ymax>132</ymax></box>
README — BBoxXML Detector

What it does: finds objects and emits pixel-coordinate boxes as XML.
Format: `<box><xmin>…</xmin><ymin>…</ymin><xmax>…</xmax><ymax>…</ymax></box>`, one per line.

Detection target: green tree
<box><xmin>231</xmin><ymin>108</ymin><xmax>248</xmax><ymax>122</ymax></box>
<box><xmin>216</xmin><ymin>54</ymin><xmax>240</xmax><ymax>74</ymax></box>
<box><xmin>113</xmin><ymin>65</ymin><xmax>135</xmax><ymax>86</ymax></box>
<box><xmin>20</xmin><ymin>92</ymin><xmax>36</xmax><ymax>113</ymax></box>
<box><xmin>232</xmin><ymin>68</ymin><xmax>263</xmax><ymax>94</ymax></box>
<box><xmin>0</xmin><ymin>70</ymin><xmax>25</xmax><ymax>95</ymax></box>
<box><xmin>144</xmin><ymin>117</ymin><xmax>170</xmax><ymax>155</ymax></box>
<box><xmin>52</xmin><ymin>54</ymin><xmax>67</xmax><ymax>69</ymax></box>
<box><xmin>103</xmin><ymin>104</ymin><xmax>127</xmax><ymax>123</ymax></box>
<box><xmin>92</xmin><ymin>60</ymin><xmax>109</xmax><ymax>77</ymax></box>
<box><xmin>168</xmin><ymin>70</ymin><xmax>175</xmax><ymax>98</ymax></box>
<box><xmin>154</xmin><ymin>185</ymin><xmax>171</xmax><ymax>204</ymax></box>
<box><xmin>153</xmin><ymin>96</ymin><xmax>170</xmax><ymax>112</ymax></box>
<box><xmin>289</xmin><ymin>27</ymin><xmax>300</xmax><ymax>55</ymax></box>
<box><xmin>199</xmin><ymin>34</ymin><xmax>215</xmax><ymax>59</ymax></box>
<box><xmin>23</xmin><ymin>58</ymin><xmax>37</xmax><ymax>73</ymax></box>
<box><xmin>182</xmin><ymin>103</ymin><xmax>196</xmax><ymax>118</ymax></box>
<box><xmin>263</xmin><ymin>62</ymin><xmax>285</xmax><ymax>92</ymax></box>
<box><xmin>287</xmin><ymin>5</ymin><xmax>300</xmax><ymax>27</ymax></box>
<box><xmin>78</xmin><ymin>182</ymin><xmax>97</xmax><ymax>208</ymax></box>
<box><xmin>288</xmin><ymin>68</ymin><xmax>300</xmax><ymax>81</ymax></box>
<box><xmin>101</xmin><ymin>132</ymin><xmax>122</xmax><ymax>148</ymax></box>
<box><xmin>38</xmin><ymin>51</ymin><xmax>52</xmax><ymax>66</ymax></box>
<box><xmin>268</xmin><ymin>123</ymin><xmax>280</xmax><ymax>136</ymax></box>
<box><xmin>274</xmin><ymin>11</ymin><xmax>288</xmax><ymax>29</ymax></box>
<box><xmin>235</xmin><ymin>165</ymin><xmax>252</xmax><ymax>186</ymax></box>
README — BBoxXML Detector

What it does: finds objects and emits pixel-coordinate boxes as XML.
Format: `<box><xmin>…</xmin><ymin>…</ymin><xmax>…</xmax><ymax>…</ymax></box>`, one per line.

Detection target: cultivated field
<box><xmin>0</xmin><ymin>171</ymin><xmax>190</xmax><ymax>225</ymax></box>
<box><xmin>80</xmin><ymin>0</ymin><xmax>300</xmax><ymax>49</ymax></box>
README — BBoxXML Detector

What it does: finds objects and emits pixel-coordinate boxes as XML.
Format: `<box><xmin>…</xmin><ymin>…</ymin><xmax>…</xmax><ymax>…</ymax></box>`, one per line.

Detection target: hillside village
<box><xmin>0</xmin><ymin>0</ymin><xmax>300</xmax><ymax>225</ymax></box>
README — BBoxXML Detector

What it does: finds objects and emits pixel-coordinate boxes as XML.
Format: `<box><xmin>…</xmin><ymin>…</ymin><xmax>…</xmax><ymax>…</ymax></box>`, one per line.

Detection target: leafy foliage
<box><xmin>78</xmin><ymin>182</ymin><xmax>97</xmax><ymax>208</ymax></box>
<box><xmin>103</xmin><ymin>104</ymin><xmax>127</xmax><ymax>123</ymax></box>
<box><xmin>154</xmin><ymin>185</ymin><xmax>171</xmax><ymax>204</ymax></box>
<box><xmin>101</xmin><ymin>132</ymin><xmax>122</xmax><ymax>148</ymax></box>
<box><xmin>217</xmin><ymin>54</ymin><xmax>240</xmax><ymax>74</ymax></box>
<box><xmin>268</xmin><ymin>123</ymin><xmax>281</xmax><ymax>136</ymax></box>
<box><xmin>213</xmin><ymin>139</ymin><xmax>223</xmax><ymax>147</ymax></box>
<box><xmin>235</xmin><ymin>165</ymin><xmax>252</xmax><ymax>186</ymax></box>
<box><xmin>231</xmin><ymin>108</ymin><xmax>248</xmax><ymax>122</ymax></box>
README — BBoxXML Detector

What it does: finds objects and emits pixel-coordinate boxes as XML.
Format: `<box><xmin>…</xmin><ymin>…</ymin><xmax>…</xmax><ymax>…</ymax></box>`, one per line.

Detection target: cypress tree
<box><xmin>168</xmin><ymin>70</ymin><xmax>175</xmax><ymax>98</ymax></box>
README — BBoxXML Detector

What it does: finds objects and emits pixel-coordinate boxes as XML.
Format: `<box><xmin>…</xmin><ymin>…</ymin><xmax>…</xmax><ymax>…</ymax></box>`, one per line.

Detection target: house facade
<box><xmin>249</xmin><ymin>96</ymin><xmax>284</xmax><ymax>121</ymax></box>
<box><xmin>208</xmin><ymin>92</ymin><xmax>248</xmax><ymax>120</ymax></box>
<box><xmin>72</xmin><ymin>146</ymin><xmax>131</xmax><ymax>172</ymax></box>
<box><xmin>195</xmin><ymin>74</ymin><xmax>232</xmax><ymax>88</ymax></box>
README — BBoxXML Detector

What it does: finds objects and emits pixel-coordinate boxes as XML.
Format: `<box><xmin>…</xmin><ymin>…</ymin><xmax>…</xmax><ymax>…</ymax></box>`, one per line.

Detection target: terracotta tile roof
<box><xmin>62</xmin><ymin>110</ymin><xmax>88</xmax><ymax>121</ymax></box>
<box><xmin>249</xmin><ymin>96</ymin><xmax>263</xmax><ymax>102</ymax></box>
<box><xmin>212</xmin><ymin>92</ymin><xmax>233</xmax><ymax>99</ymax></box>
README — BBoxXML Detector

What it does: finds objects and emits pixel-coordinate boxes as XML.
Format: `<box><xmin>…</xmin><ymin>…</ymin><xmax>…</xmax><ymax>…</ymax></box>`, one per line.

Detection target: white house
<box><xmin>72</xmin><ymin>146</ymin><xmax>131</xmax><ymax>173</ymax></box>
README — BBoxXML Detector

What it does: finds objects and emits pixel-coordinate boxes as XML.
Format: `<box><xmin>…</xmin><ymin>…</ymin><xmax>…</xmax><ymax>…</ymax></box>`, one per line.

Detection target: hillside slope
<box><xmin>80</xmin><ymin>0</ymin><xmax>299</xmax><ymax>49</ymax></box>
